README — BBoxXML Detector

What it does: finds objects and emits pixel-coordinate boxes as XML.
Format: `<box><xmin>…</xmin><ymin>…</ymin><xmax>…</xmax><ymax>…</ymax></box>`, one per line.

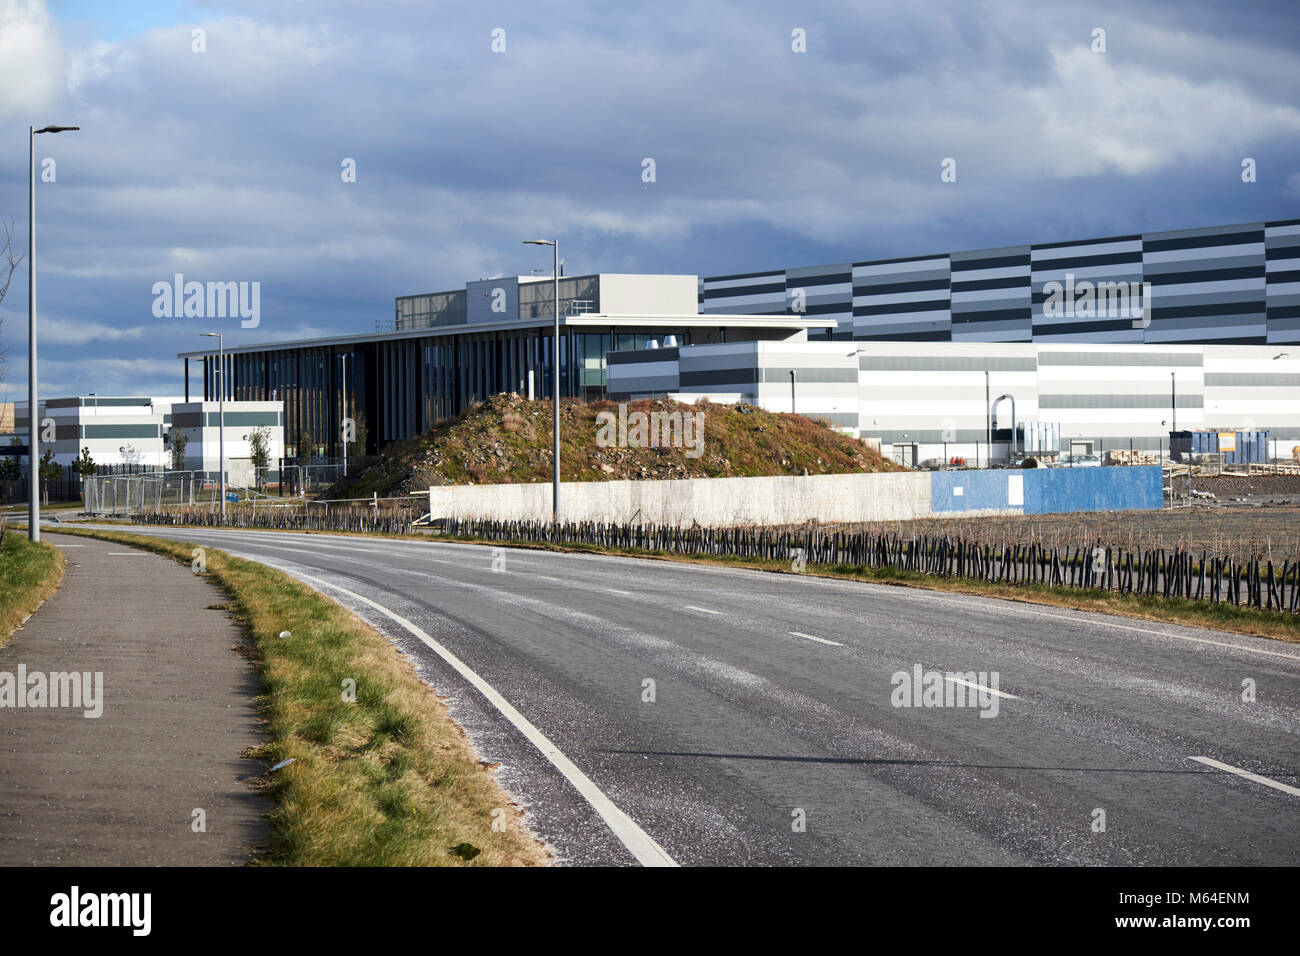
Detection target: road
<box><xmin>70</xmin><ymin>523</ymin><xmax>1300</xmax><ymax>866</ymax></box>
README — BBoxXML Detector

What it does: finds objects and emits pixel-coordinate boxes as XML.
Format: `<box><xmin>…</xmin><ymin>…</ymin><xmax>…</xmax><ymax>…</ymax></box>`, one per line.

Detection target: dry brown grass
<box><xmin>0</xmin><ymin>529</ymin><xmax>65</xmax><ymax>646</ymax></box>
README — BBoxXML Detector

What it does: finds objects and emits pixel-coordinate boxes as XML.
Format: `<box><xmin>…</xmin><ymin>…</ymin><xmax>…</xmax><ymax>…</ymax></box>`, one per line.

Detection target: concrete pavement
<box><xmin>0</xmin><ymin>532</ymin><xmax>269</xmax><ymax>865</ymax></box>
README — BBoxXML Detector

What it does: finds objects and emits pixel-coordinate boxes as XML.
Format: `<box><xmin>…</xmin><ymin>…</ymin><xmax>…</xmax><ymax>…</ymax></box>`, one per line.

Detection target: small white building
<box><xmin>11</xmin><ymin>396</ymin><xmax>284</xmax><ymax>484</ymax></box>
<box><xmin>166</xmin><ymin>401</ymin><xmax>285</xmax><ymax>485</ymax></box>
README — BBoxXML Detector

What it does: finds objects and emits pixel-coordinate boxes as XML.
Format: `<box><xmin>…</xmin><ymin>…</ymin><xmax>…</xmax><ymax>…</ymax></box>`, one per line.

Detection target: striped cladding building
<box><xmin>700</xmin><ymin>219</ymin><xmax>1300</xmax><ymax>345</ymax></box>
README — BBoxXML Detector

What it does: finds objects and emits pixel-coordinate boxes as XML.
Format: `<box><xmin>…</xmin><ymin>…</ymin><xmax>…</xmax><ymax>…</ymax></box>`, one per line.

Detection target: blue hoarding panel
<box><xmin>931</xmin><ymin>466</ymin><xmax>1162</xmax><ymax>515</ymax></box>
<box><xmin>1022</xmin><ymin>465</ymin><xmax>1162</xmax><ymax>514</ymax></box>
<box><xmin>930</xmin><ymin>470</ymin><xmax>1024</xmax><ymax>512</ymax></box>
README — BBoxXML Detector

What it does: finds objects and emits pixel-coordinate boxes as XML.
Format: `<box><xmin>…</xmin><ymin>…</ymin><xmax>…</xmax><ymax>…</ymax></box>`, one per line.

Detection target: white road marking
<box><xmin>536</xmin><ymin>575</ymin><xmax>564</xmax><ymax>583</ymax></box>
<box><xmin>945</xmin><ymin>676</ymin><xmax>1019</xmax><ymax>700</ymax></box>
<box><xmin>1189</xmin><ymin>756</ymin><xmax>1300</xmax><ymax>798</ymax></box>
<box><xmin>287</xmin><ymin>570</ymin><xmax>678</xmax><ymax>867</ymax></box>
<box><xmin>605</xmin><ymin>588</ymin><xmax>633</xmax><ymax>596</ymax></box>
<box><xmin>788</xmin><ymin>631</ymin><xmax>843</xmax><ymax>646</ymax></box>
<box><xmin>870</xmin><ymin>590</ymin><xmax>1300</xmax><ymax>662</ymax></box>
<box><xmin>684</xmin><ymin>605</ymin><xmax>720</xmax><ymax>615</ymax></box>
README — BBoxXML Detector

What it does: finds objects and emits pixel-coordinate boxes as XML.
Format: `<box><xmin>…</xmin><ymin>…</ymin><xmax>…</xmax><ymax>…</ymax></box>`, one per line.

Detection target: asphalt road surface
<box><xmin>69</xmin><ymin>524</ymin><xmax>1300</xmax><ymax>866</ymax></box>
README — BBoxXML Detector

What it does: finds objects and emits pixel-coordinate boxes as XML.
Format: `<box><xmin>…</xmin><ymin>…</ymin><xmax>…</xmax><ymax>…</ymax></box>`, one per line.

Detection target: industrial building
<box><xmin>178</xmin><ymin>273</ymin><xmax>832</xmax><ymax>457</ymax></box>
<box><xmin>606</xmin><ymin>341</ymin><xmax>1300</xmax><ymax>466</ymax></box>
<box><xmin>6</xmin><ymin>396</ymin><xmax>284</xmax><ymax>484</ymax></box>
<box><xmin>700</xmin><ymin>218</ymin><xmax>1300</xmax><ymax>344</ymax></box>
<box><xmin>178</xmin><ymin>218</ymin><xmax>1300</xmax><ymax>465</ymax></box>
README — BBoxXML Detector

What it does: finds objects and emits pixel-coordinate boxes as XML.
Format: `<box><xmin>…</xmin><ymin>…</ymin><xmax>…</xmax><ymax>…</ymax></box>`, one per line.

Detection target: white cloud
<box><xmin>1024</xmin><ymin>44</ymin><xmax>1300</xmax><ymax>177</ymax></box>
<box><xmin>0</xmin><ymin>0</ymin><xmax>65</xmax><ymax>120</ymax></box>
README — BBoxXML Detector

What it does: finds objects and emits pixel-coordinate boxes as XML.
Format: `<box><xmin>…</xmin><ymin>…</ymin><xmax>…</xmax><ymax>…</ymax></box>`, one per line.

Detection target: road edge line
<box><xmin>290</xmin><ymin>569</ymin><xmax>680</xmax><ymax>867</ymax></box>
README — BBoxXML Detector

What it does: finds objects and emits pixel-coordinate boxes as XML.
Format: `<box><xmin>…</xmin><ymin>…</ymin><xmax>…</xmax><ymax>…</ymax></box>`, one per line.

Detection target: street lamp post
<box><xmin>984</xmin><ymin>369</ymin><xmax>991</xmax><ymax>469</ymax></box>
<box><xmin>202</xmin><ymin>332</ymin><xmax>225</xmax><ymax>520</ymax></box>
<box><xmin>1171</xmin><ymin>371</ymin><xmax>1177</xmax><ymax>434</ymax></box>
<box><xmin>340</xmin><ymin>353</ymin><xmax>348</xmax><ymax>477</ymax></box>
<box><xmin>27</xmin><ymin>123</ymin><xmax>79</xmax><ymax>542</ymax></box>
<box><xmin>524</xmin><ymin>239</ymin><xmax>560</xmax><ymax>524</ymax></box>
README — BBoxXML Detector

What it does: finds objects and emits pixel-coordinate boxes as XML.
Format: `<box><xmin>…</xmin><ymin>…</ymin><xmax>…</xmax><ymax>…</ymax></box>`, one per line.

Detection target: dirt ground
<box><xmin>1191</xmin><ymin>473</ymin><xmax>1300</xmax><ymax>499</ymax></box>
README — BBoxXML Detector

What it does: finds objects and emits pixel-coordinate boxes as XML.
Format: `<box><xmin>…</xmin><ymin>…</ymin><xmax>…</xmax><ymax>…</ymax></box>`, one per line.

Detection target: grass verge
<box><xmin>0</xmin><ymin>529</ymin><xmax>66</xmax><ymax>646</ymax></box>
<box><xmin>43</xmin><ymin>525</ymin><xmax>549</xmax><ymax>867</ymax></box>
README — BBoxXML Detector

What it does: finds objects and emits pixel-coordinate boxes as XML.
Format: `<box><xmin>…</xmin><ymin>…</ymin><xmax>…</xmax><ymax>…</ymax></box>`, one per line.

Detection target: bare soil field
<box><xmin>1192</xmin><ymin>473</ymin><xmax>1300</xmax><ymax>499</ymax></box>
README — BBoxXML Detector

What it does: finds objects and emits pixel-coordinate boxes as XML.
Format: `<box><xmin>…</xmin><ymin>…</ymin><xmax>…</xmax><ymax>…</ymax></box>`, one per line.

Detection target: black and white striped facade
<box><xmin>700</xmin><ymin>219</ymin><xmax>1300</xmax><ymax>345</ymax></box>
<box><xmin>607</xmin><ymin>341</ymin><xmax>1300</xmax><ymax>463</ymax></box>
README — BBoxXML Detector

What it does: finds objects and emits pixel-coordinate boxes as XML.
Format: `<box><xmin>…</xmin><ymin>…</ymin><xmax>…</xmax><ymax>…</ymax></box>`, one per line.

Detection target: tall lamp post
<box><xmin>201</xmin><ymin>332</ymin><xmax>225</xmax><ymax>521</ymax></box>
<box><xmin>524</xmin><ymin>239</ymin><xmax>560</xmax><ymax>523</ymax></box>
<box><xmin>340</xmin><ymin>353</ymin><xmax>348</xmax><ymax>477</ymax></box>
<box><xmin>1170</xmin><ymin>371</ymin><xmax>1177</xmax><ymax>433</ymax></box>
<box><xmin>27</xmin><ymin>123</ymin><xmax>80</xmax><ymax>542</ymax></box>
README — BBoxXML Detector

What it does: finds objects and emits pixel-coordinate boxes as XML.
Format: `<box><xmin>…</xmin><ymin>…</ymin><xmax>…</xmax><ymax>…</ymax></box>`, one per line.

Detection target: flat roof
<box><xmin>177</xmin><ymin>313</ymin><xmax>832</xmax><ymax>358</ymax></box>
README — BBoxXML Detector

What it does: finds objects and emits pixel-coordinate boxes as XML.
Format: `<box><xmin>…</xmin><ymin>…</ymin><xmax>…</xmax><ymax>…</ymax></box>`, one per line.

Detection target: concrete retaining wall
<box><xmin>429</xmin><ymin>465</ymin><xmax>1164</xmax><ymax>526</ymax></box>
<box><xmin>432</xmin><ymin>471</ymin><xmax>968</xmax><ymax>526</ymax></box>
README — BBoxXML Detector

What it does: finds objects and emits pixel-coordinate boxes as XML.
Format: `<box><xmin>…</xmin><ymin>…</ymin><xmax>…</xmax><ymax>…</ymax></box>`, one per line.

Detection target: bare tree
<box><xmin>0</xmin><ymin>221</ymin><xmax>24</xmax><ymax>389</ymax></box>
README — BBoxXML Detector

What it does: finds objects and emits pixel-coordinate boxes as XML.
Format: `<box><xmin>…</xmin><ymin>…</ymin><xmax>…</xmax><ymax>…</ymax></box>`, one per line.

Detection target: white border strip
<box><xmin>789</xmin><ymin>631</ymin><xmax>843</xmax><ymax>647</ymax></box>
<box><xmin>1189</xmin><ymin>756</ymin><xmax>1300</xmax><ymax>798</ymax></box>
<box><xmin>290</xmin><ymin>570</ymin><xmax>679</xmax><ymax>867</ymax></box>
<box><xmin>945</xmin><ymin>676</ymin><xmax>1018</xmax><ymax>700</ymax></box>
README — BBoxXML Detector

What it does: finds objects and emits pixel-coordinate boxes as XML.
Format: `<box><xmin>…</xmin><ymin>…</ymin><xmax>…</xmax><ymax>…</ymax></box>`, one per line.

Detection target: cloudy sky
<box><xmin>0</xmin><ymin>0</ymin><xmax>1297</xmax><ymax>400</ymax></box>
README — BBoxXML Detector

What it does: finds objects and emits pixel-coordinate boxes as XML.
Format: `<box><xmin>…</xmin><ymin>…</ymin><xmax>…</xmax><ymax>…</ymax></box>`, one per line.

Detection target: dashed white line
<box><xmin>788</xmin><ymin>631</ymin><xmax>843</xmax><ymax>646</ymax></box>
<box><xmin>684</xmin><ymin>605</ymin><xmax>720</xmax><ymax>615</ymax></box>
<box><xmin>605</xmin><ymin>588</ymin><xmax>633</xmax><ymax>596</ymax></box>
<box><xmin>945</xmin><ymin>676</ymin><xmax>1019</xmax><ymax>700</ymax></box>
<box><xmin>905</xmin><ymin>593</ymin><xmax>1300</xmax><ymax>662</ymax></box>
<box><xmin>1189</xmin><ymin>756</ymin><xmax>1300</xmax><ymax>797</ymax></box>
<box><xmin>287</xmin><ymin>570</ymin><xmax>678</xmax><ymax>867</ymax></box>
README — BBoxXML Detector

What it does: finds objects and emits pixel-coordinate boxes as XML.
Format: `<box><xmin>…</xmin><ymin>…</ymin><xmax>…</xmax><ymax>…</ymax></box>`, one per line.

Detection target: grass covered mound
<box><xmin>328</xmin><ymin>393</ymin><xmax>899</xmax><ymax>500</ymax></box>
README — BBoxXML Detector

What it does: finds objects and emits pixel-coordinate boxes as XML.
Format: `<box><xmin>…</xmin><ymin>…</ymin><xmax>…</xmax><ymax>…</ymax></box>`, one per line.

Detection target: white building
<box><xmin>11</xmin><ymin>396</ymin><xmax>284</xmax><ymax>484</ymax></box>
<box><xmin>607</xmin><ymin>342</ymin><xmax>1300</xmax><ymax>466</ymax></box>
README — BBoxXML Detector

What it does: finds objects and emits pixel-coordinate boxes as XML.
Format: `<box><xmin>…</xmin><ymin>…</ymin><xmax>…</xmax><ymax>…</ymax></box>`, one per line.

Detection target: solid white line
<box><xmin>684</xmin><ymin>605</ymin><xmax>720</xmax><ymax>615</ymax></box>
<box><xmin>535</xmin><ymin>575</ymin><xmax>564</xmax><ymax>583</ymax></box>
<box><xmin>605</xmin><ymin>588</ymin><xmax>633</xmax><ymax>596</ymax></box>
<box><xmin>1189</xmin><ymin>756</ymin><xmax>1300</xmax><ymax>798</ymax></box>
<box><xmin>945</xmin><ymin>676</ymin><xmax>1019</xmax><ymax>700</ymax></box>
<box><xmin>788</xmin><ymin>631</ymin><xmax>843</xmax><ymax>647</ymax></box>
<box><xmin>287</xmin><ymin>570</ymin><xmax>678</xmax><ymax>867</ymax></box>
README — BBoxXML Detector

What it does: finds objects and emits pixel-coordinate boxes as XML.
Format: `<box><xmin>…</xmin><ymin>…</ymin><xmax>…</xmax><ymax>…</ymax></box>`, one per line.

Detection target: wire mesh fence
<box><xmin>130</xmin><ymin>509</ymin><xmax>416</xmax><ymax>534</ymax></box>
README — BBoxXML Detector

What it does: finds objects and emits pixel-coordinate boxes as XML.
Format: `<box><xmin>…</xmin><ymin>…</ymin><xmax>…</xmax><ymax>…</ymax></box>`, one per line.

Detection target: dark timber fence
<box><xmin>439</xmin><ymin>518</ymin><xmax>1300</xmax><ymax>615</ymax></box>
<box><xmin>125</xmin><ymin>509</ymin><xmax>1300</xmax><ymax>614</ymax></box>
